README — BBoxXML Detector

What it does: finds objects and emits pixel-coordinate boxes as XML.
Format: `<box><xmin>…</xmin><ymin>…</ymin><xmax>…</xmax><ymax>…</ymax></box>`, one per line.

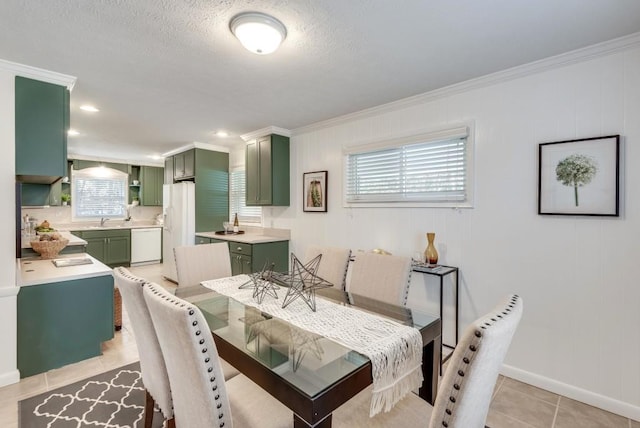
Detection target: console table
<box><xmin>412</xmin><ymin>262</ymin><xmax>459</xmax><ymax>372</ymax></box>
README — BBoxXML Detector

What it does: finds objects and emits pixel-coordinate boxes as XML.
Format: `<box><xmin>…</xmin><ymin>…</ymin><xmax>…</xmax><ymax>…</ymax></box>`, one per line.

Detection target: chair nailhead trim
<box><xmin>205</xmin><ymin>357</ymin><xmax>210</xmax><ymax>363</ymax></box>
<box><xmin>202</xmin><ymin>348</ymin><xmax>208</xmax><ymax>353</ymax></box>
<box><xmin>199</xmin><ymin>339</ymin><xmax>205</xmax><ymax>344</ymax></box>
<box><xmin>192</xmin><ymin>321</ymin><xmax>198</xmax><ymax>326</ymax></box>
<box><xmin>207</xmin><ymin>367</ymin><xmax>213</xmax><ymax>373</ymax></box>
<box><xmin>189</xmin><ymin>309</ymin><xmax>194</xmax><ymax>315</ymax></box>
<box><xmin>210</xmin><ymin>377</ymin><xmax>215</xmax><ymax>382</ymax></box>
<box><xmin>440</xmin><ymin>294</ymin><xmax>520</xmax><ymax>427</ymax></box>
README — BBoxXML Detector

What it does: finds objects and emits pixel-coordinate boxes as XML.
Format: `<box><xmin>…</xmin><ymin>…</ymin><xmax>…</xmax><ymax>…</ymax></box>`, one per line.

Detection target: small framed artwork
<box><xmin>303</xmin><ymin>171</ymin><xmax>327</xmax><ymax>212</ymax></box>
<box><xmin>538</xmin><ymin>135</ymin><xmax>620</xmax><ymax>216</ymax></box>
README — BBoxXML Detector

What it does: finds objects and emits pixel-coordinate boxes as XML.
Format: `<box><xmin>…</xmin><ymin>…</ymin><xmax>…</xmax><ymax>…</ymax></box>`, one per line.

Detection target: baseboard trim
<box><xmin>0</xmin><ymin>369</ymin><xmax>20</xmax><ymax>388</ymax></box>
<box><xmin>501</xmin><ymin>364</ymin><xmax>640</xmax><ymax>421</ymax></box>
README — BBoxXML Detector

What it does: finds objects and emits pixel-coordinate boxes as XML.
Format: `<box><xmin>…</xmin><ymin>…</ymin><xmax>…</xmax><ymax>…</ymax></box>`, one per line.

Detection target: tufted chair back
<box><xmin>430</xmin><ymin>294</ymin><xmax>523</xmax><ymax>427</ymax></box>
<box><xmin>347</xmin><ymin>252</ymin><xmax>412</xmax><ymax>306</ymax></box>
<box><xmin>112</xmin><ymin>267</ymin><xmax>174</xmax><ymax>428</ymax></box>
<box><xmin>143</xmin><ymin>281</ymin><xmax>234</xmax><ymax>428</ymax></box>
<box><xmin>174</xmin><ymin>243</ymin><xmax>232</xmax><ymax>287</ymax></box>
<box><xmin>304</xmin><ymin>246</ymin><xmax>352</xmax><ymax>290</ymax></box>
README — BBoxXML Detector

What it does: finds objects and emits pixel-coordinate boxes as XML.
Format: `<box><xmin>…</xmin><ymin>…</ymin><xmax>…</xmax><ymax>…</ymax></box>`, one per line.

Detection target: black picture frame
<box><xmin>538</xmin><ymin>135</ymin><xmax>620</xmax><ymax>216</ymax></box>
<box><xmin>303</xmin><ymin>171</ymin><xmax>327</xmax><ymax>212</ymax></box>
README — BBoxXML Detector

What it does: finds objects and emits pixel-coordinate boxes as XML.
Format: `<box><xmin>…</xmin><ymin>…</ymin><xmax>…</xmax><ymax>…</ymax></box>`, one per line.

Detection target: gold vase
<box><xmin>424</xmin><ymin>232</ymin><xmax>438</xmax><ymax>266</ymax></box>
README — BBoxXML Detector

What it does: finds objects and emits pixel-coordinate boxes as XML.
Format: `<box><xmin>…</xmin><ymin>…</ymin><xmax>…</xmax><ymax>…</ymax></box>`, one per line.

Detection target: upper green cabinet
<box><xmin>165</xmin><ymin>148</ymin><xmax>229</xmax><ymax>232</ymax></box>
<box><xmin>246</xmin><ymin>134</ymin><xmax>290</xmax><ymax>206</ymax></box>
<box><xmin>15</xmin><ymin>76</ymin><xmax>69</xmax><ymax>183</ymax></box>
<box><xmin>140</xmin><ymin>166</ymin><xmax>163</xmax><ymax>206</ymax></box>
<box><xmin>173</xmin><ymin>149</ymin><xmax>195</xmax><ymax>181</ymax></box>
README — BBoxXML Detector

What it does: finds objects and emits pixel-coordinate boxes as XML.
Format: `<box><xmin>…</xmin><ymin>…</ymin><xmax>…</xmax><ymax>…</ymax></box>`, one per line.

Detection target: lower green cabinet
<box><xmin>195</xmin><ymin>236</ymin><xmax>289</xmax><ymax>275</ymax></box>
<box><xmin>17</xmin><ymin>274</ymin><xmax>114</xmax><ymax>377</ymax></box>
<box><xmin>72</xmin><ymin>229</ymin><xmax>131</xmax><ymax>267</ymax></box>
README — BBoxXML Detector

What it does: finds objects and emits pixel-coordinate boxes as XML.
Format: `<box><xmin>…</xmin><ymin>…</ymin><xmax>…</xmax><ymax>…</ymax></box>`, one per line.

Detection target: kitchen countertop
<box><xmin>18</xmin><ymin>254</ymin><xmax>112</xmax><ymax>287</ymax></box>
<box><xmin>57</xmin><ymin>221</ymin><xmax>163</xmax><ymax>231</ymax></box>
<box><xmin>196</xmin><ymin>231</ymin><xmax>289</xmax><ymax>244</ymax></box>
<box><xmin>21</xmin><ymin>231</ymin><xmax>87</xmax><ymax>249</ymax></box>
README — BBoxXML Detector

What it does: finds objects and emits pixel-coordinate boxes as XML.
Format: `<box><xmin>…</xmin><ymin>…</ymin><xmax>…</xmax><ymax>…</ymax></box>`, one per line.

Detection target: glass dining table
<box><xmin>176</xmin><ymin>284</ymin><xmax>441</xmax><ymax>428</ymax></box>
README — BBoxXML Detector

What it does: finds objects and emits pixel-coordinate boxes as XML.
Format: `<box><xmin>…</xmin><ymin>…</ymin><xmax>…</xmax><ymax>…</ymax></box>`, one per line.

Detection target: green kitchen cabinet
<box><xmin>229</xmin><ymin>240</ymin><xmax>289</xmax><ymax>276</ymax></box>
<box><xmin>195</xmin><ymin>236</ymin><xmax>212</xmax><ymax>245</ymax></box>
<box><xmin>245</xmin><ymin>134</ymin><xmax>290</xmax><ymax>206</ymax></box>
<box><xmin>165</xmin><ymin>148</ymin><xmax>228</xmax><ymax>232</ymax></box>
<box><xmin>17</xmin><ymin>274</ymin><xmax>114</xmax><ymax>377</ymax></box>
<box><xmin>15</xmin><ymin>76</ymin><xmax>69</xmax><ymax>183</ymax></box>
<box><xmin>173</xmin><ymin>149</ymin><xmax>195</xmax><ymax>181</ymax></box>
<box><xmin>72</xmin><ymin>229</ymin><xmax>131</xmax><ymax>267</ymax></box>
<box><xmin>140</xmin><ymin>166</ymin><xmax>164</xmax><ymax>206</ymax></box>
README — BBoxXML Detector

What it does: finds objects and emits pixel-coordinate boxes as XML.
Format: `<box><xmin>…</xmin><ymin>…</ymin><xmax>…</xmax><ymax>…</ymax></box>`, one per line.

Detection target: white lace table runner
<box><xmin>201</xmin><ymin>275</ymin><xmax>423</xmax><ymax>416</ymax></box>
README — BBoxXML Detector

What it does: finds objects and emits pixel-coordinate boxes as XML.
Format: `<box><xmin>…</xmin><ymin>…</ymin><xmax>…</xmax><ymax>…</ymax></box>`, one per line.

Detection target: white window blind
<box><xmin>229</xmin><ymin>169</ymin><xmax>262</xmax><ymax>224</ymax></box>
<box><xmin>344</xmin><ymin>126</ymin><xmax>471</xmax><ymax>205</ymax></box>
<box><xmin>72</xmin><ymin>167</ymin><xmax>128</xmax><ymax>219</ymax></box>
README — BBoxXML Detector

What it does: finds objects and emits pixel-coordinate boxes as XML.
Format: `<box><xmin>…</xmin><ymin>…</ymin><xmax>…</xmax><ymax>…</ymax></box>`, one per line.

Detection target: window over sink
<box><xmin>72</xmin><ymin>167</ymin><xmax>128</xmax><ymax>220</ymax></box>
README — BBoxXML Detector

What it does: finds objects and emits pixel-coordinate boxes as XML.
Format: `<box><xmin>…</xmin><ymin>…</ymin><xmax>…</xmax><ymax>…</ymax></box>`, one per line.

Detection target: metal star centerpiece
<box><xmin>238</xmin><ymin>261</ymin><xmax>280</xmax><ymax>304</ymax></box>
<box><xmin>279</xmin><ymin>253</ymin><xmax>332</xmax><ymax>312</ymax></box>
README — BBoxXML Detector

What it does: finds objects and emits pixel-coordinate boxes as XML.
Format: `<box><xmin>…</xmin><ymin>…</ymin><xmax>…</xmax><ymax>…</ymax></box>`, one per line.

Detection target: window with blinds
<box><xmin>344</xmin><ymin>125</ymin><xmax>473</xmax><ymax>206</ymax></box>
<box><xmin>229</xmin><ymin>169</ymin><xmax>262</xmax><ymax>224</ymax></box>
<box><xmin>72</xmin><ymin>167</ymin><xmax>128</xmax><ymax>219</ymax></box>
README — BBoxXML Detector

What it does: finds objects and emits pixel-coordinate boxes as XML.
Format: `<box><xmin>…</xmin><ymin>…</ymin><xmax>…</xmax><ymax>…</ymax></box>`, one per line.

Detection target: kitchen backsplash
<box><xmin>21</xmin><ymin>205</ymin><xmax>162</xmax><ymax>228</ymax></box>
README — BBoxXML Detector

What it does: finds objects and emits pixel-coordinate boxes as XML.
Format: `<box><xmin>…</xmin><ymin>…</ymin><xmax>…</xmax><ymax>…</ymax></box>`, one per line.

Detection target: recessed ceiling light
<box><xmin>229</xmin><ymin>12</ymin><xmax>287</xmax><ymax>55</ymax></box>
<box><xmin>148</xmin><ymin>155</ymin><xmax>164</xmax><ymax>160</ymax></box>
<box><xmin>80</xmin><ymin>105</ymin><xmax>100</xmax><ymax>112</ymax></box>
<box><xmin>68</xmin><ymin>129</ymin><xmax>80</xmax><ymax>136</ymax></box>
<box><xmin>216</xmin><ymin>131</ymin><xmax>229</xmax><ymax>138</ymax></box>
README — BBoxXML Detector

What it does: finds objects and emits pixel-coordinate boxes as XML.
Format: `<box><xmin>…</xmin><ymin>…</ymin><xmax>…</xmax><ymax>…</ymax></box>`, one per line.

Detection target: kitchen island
<box><xmin>17</xmin><ymin>254</ymin><xmax>113</xmax><ymax>377</ymax></box>
<box><xmin>196</xmin><ymin>229</ymin><xmax>290</xmax><ymax>275</ymax></box>
<box><xmin>20</xmin><ymin>230</ymin><xmax>87</xmax><ymax>258</ymax></box>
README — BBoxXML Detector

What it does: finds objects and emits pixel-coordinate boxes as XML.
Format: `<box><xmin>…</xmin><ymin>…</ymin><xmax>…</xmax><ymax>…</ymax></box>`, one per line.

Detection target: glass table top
<box><xmin>182</xmin><ymin>286</ymin><xmax>438</xmax><ymax>399</ymax></box>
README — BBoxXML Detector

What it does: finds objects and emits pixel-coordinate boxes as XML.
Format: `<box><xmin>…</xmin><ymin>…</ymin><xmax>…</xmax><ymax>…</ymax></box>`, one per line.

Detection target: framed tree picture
<box><xmin>303</xmin><ymin>171</ymin><xmax>327</xmax><ymax>212</ymax></box>
<box><xmin>538</xmin><ymin>135</ymin><xmax>620</xmax><ymax>216</ymax></box>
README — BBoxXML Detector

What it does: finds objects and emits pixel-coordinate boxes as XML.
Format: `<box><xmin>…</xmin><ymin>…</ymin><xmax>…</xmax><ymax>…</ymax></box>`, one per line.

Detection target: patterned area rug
<box><xmin>19</xmin><ymin>362</ymin><xmax>164</xmax><ymax>428</ymax></box>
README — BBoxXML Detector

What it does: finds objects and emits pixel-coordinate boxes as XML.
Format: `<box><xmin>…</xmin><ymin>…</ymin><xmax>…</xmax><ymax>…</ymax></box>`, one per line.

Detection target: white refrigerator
<box><xmin>162</xmin><ymin>181</ymin><xmax>195</xmax><ymax>283</ymax></box>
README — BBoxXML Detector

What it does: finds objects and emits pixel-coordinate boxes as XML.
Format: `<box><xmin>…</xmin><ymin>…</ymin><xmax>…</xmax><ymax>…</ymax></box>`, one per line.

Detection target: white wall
<box><xmin>0</xmin><ymin>68</ymin><xmax>19</xmax><ymax>387</ymax></box>
<box><xmin>263</xmin><ymin>43</ymin><xmax>640</xmax><ymax>418</ymax></box>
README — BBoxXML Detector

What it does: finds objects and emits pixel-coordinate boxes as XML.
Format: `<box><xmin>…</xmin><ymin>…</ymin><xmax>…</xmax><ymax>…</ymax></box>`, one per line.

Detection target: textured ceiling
<box><xmin>1</xmin><ymin>0</ymin><xmax>640</xmax><ymax>163</ymax></box>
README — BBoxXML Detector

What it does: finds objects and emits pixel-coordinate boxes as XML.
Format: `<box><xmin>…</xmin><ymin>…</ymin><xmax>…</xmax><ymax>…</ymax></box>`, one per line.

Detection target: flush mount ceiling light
<box><xmin>229</xmin><ymin>12</ymin><xmax>287</xmax><ymax>55</ymax></box>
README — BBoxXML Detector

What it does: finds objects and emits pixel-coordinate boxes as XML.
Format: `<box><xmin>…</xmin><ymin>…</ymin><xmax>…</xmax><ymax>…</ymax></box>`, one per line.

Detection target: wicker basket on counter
<box><xmin>30</xmin><ymin>239</ymin><xmax>69</xmax><ymax>259</ymax></box>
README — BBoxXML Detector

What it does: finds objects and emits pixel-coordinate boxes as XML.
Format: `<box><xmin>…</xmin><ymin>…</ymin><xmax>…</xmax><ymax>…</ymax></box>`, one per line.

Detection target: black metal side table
<box><xmin>412</xmin><ymin>262</ymin><xmax>459</xmax><ymax>373</ymax></box>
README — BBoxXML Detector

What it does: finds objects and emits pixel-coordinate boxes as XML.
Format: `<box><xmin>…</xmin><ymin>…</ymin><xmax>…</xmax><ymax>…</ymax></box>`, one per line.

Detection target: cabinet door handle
<box><xmin>237</xmin><ymin>247</ymin><xmax>242</xmax><ymax>251</ymax></box>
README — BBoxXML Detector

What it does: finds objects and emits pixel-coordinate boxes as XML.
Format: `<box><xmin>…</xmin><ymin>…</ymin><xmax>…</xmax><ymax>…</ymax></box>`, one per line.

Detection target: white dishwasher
<box><xmin>131</xmin><ymin>228</ymin><xmax>162</xmax><ymax>265</ymax></box>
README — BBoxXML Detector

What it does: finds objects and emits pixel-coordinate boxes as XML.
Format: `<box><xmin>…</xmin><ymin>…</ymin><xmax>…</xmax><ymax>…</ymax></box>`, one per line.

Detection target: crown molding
<box><xmin>0</xmin><ymin>59</ymin><xmax>76</xmax><ymax>90</ymax></box>
<box><xmin>240</xmin><ymin>126</ymin><xmax>291</xmax><ymax>142</ymax></box>
<box><xmin>293</xmin><ymin>32</ymin><xmax>640</xmax><ymax>136</ymax></box>
<box><xmin>161</xmin><ymin>142</ymin><xmax>229</xmax><ymax>158</ymax></box>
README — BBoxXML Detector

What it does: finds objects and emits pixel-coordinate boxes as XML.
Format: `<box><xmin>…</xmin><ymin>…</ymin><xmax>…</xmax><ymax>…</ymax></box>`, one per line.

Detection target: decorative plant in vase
<box><xmin>61</xmin><ymin>193</ymin><xmax>71</xmax><ymax>206</ymax></box>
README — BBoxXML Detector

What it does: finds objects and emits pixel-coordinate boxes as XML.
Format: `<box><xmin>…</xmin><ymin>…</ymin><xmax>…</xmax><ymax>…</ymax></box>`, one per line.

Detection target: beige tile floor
<box><xmin>1</xmin><ymin>263</ymin><xmax>637</xmax><ymax>427</ymax></box>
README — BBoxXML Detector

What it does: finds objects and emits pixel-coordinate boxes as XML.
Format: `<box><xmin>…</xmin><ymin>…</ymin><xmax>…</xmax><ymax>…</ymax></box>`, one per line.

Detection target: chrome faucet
<box><xmin>100</xmin><ymin>217</ymin><xmax>110</xmax><ymax>227</ymax></box>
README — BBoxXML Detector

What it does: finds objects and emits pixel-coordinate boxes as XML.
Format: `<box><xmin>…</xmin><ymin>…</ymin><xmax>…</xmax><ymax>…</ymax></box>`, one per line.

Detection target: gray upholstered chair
<box><xmin>304</xmin><ymin>245</ymin><xmax>352</xmax><ymax>290</ymax></box>
<box><xmin>142</xmin><ymin>281</ymin><xmax>292</xmax><ymax>428</ymax></box>
<box><xmin>346</xmin><ymin>252</ymin><xmax>412</xmax><ymax>306</ymax></box>
<box><xmin>113</xmin><ymin>267</ymin><xmax>174</xmax><ymax>428</ymax></box>
<box><xmin>173</xmin><ymin>242</ymin><xmax>232</xmax><ymax>287</ymax></box>
<box><xmin>333</xmin><ymin>294</ymin><xmax>524</xmax><ymax>427</ymax></box>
